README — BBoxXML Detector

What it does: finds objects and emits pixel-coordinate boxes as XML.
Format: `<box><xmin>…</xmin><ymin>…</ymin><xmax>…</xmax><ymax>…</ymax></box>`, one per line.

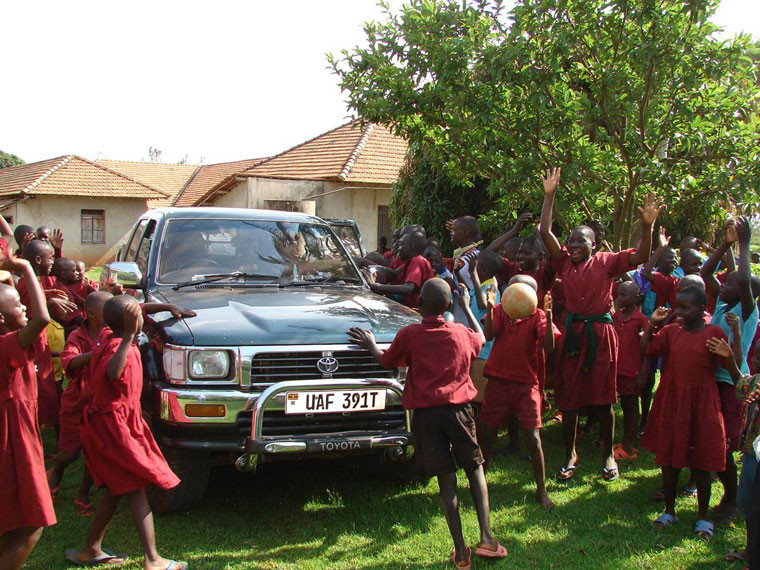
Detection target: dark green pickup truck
<box><xmin>103</xmin><ymin>207</ymin><xmax>420</xmax><ymax>512</ymax></box>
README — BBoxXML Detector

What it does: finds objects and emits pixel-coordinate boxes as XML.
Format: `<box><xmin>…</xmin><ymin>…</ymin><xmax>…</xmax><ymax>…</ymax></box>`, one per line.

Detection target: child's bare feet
<box><xmin>146</xmin><ymin>556</ymin><xmax>188</xmax><ymax>569</ymax></box>
<box><xmin>474</xmin><ymin>539</ymin><xmax>508</xmax><ymax>558</ymax></box>
<box><xmin>536</xmin><ymin>490</ymin><xmax>554</xmax><ymax>509</ymax></box>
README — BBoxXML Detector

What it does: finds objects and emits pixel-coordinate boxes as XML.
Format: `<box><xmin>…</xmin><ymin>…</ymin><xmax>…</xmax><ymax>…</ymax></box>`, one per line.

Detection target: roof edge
<box><xmin>23</xmin><ymin>155</ymin><xmax>73</xmax><ymax>194</ymax></box>
<box><xmin>75</xmin><ymin>156</ymin><xmax>170</xmax><ymax>197</ymax></box>
<box><xmin>169</xmin><ymin>165</ymin><xmax>203</xmax><ymax>206</ymax></box>
<box><xmin>338</xmin><ymin>123</ymin><xmax>375</xmax><ymax>181</ymax></box>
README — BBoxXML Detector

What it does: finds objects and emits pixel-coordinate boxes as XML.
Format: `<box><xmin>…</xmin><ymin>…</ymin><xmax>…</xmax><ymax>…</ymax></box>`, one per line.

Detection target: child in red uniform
<box><xmin>611</xmin><ymin>281</ymin><xmax>649</xmax><ymax>459</ymax></box>
<box><xmin>641</xmin><ymin>287</ymin><xmax>736</xmax><ymax>539</ymax></box>
<box><xmin>538</xmin><ymin>167</ymin><xmax>662</xmax><ymax>482</ymax></box>
<box><xmin>479</xmin><ymin>275</ymin><xmax>560</xmax><ymax>509</ymax></box>
<box><xmin>47</xmin><ymin>291</ymin><xmax>113</xmax><ymax>516</ymax></box>
<box><xmin>51</xmin><ymin>257</ymin><xmax>87</xmax><ymax>335</ymax></box>
<box><xmin>67</xmin><ymin>295</ymin><xmax>187</xmax><ymax>569</ymax></box>
<box><xmin>73</xmin><ymin>260</ymin><xmax>99</xmax><ymax>299</ymax></box>
<box><xmin>367</xmin><ymin>231</ymin><xmax>433</xmax><ymax>309</ymax></box>
<box><xmin>348</xmin><ymin>278</ymin><xmax>507</xmax><ymax>568</ymax></box>
<box><xmin>0</xmin><ymin>256</ymin><xmax>54</xmax><ymax>569</ymax></box>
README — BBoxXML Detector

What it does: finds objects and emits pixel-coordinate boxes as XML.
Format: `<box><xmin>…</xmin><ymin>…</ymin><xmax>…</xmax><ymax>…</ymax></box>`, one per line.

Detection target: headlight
<box><xmin>163</xmin><ymin>346</ymin><xmax>187</xmax><ymax>383</ymax></box>
<box><xmin>189</xmin><ymin>350</ymin><xmax>231</xmax><ymax>379</ymax></box>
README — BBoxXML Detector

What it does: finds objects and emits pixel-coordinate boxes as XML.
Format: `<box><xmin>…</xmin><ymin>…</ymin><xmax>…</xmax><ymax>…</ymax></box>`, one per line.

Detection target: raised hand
<box><xmin>445</xmin><ymin>219</ymin><xmax>455</xmax><ymax>232</ymax></box>
<box><xmin>455</xmin><ymin>286</ymin><xmax>471</xmax><ymax>309</ymax></box>
<box><xmin>486</xmin><ymin>283</ymin><xmax>497</xmax><ymax>308</ymax></box>
<box><xmin>0</xmin><ymin>270</ymin><xmax>12</xmax><ymax>285</ymax></box>
<box><xmin>657</xmin><ymin>227</ymin><xmax>671</xmax><ymax>249</ymax></box>
<box><xmin>123</xmin><ymin>302</ymin><xmax>142</xmax><ymax>338</ymax></box>
<box><xmin>735</xmin><ymin>215</ymin><xmax>751</xmax><ymax>244</ymax></box>
<box><xmin>706</xmin><ymin>337</ymin><xmax>732</xmax><ymax>358</ymax></box>
<box><xmin>637</xmin><ymin>194</ymin><xmax>665</xmax><ymax>226</ymax></box>
<box><xmin>725</xmin><ymin>312</ymin><xmax>741</xmax><ymax>337</ymax></box>
<box><xmin>0</xmin><ymin>255</ymin><xmax>31</xmax><ymax>275</ymax></box>
<box><xmin>725</xmin><ymin>220</ymin><xmax>738</xmax><ymax>244</ymax></box>
<box><xmin>463</xmin><ymin>249</ymin><xmax>478</xmax><ymax>273</ymax></box>
<box><xmin>50</xmin><ymin>229</ymin><xmax>64</xmax><ymax>250</ymax></box>
<box><xmin>515</xmin><ymin>211</ymin><xmax>534</xmax><ymax>228</ymax></box>
<box><xmin>540</xmin><ymin>167</ymin><xmax>561</xmax><ymax>195</ymax></box>
<box><xmin>649</xmin><ymin>306</ymin><xmax>670</xmax><ymax>325</ymax></box>
<box><xmin>48</xmin><ymin>297</ymin><xmax>77</xmax><ymax>319</ymax></box>
<box><xmin>543</xmin><ymin>291</ymin><xmax>553</xmax><ymax>314</ymax></box>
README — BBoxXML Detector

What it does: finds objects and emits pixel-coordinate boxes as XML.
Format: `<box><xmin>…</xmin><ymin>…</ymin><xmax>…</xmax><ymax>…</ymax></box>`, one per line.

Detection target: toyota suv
<box><xmin>103</xmin><ymin>207</ymin><xmax>420</xmax><ymax>512</ymax></box>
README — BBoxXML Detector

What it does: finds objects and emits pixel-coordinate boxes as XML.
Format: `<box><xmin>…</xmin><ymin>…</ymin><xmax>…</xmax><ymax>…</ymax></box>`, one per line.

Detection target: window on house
<box><xmin>81</xmin><ymin>210</ymin><xmax>105</xmax><ymax>244</ymax></box>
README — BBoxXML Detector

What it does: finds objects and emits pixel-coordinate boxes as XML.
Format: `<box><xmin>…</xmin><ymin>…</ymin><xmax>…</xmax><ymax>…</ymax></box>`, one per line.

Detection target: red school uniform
<box><xmin>497</xmin><ymin>259</ymin><xmax>554</xmax><ymax>303</ymax></box>
<box><xmin>0</xmin><ymin>330</ymin><xmax>56</xmax><ymax>533</ymax></box>
<box><xmin>399</xmin><ymin>254</ymin><xmax>434</xmax><ymax>309</ymax></box>
<box><xmin>81</xmin><ymin>328</ymin><xmax>179</xmax><ymax>495</ymax></box>
<box><xmin>57</xmin><ymin>324</ymin><xmax>97</xmax><ymax>453</ymax></box>
<box><xmin>379</xmin><ymin>316</ymin><xmax>483</xmax><ymax>410</ymax></box>
<box><xmin>612</xmin><ymin>307</ymin><xmax>649</xmax><ymax>395</ymax></box>
<box><xmin>52</xmin><ymin>277</ymin><xmax>86</xmax><ymax>323</ymax></box>
<box><xmin>480</xmin><ymin>308</ymin><xmax>561</xmax><ymax>429</ymax></box>
<box><xmin>71</xmin><ymin>279</ymin><xmax>98</xmax><ymax>299</ymax></box>
<box><xmin>0</xmin><ymin>237</ymin><xmax>8</xmax><ymax>259</ymax></box>
<box><xmin>641</xmin><ymin>324</ymin><xmax>727</xmax><ymax>472</ymax></box>
<box><xmin>649</xmin><ymin>272</ymin><xmax>677</xmax><ymax>309</ymax></box>
<box><xmin>551</xmin><ymin>247</ymin><xmax>636</xmax><ymax>411</ymax></box>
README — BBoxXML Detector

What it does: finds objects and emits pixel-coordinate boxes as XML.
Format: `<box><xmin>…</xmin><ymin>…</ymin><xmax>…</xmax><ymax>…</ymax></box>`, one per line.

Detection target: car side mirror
<box><xmin>101</xmin><ymin>261</ymin><xmax>144</xmax><ymax>291</ymax></box>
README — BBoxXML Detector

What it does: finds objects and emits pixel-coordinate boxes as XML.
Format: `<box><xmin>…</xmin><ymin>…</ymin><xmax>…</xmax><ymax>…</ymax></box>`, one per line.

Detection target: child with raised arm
<box><xmin>0</xmin><ymin>255</ymin><xmax>54</xmax><ymax>569</ymax></box>
<box><xmin>538</xmin><ymin>167</ymin><xmax>662</xmax><ymax>482</ymax></box>
<box><xmin>348</xmin><ymin>278</ymin><xmax>507</xmax><ymax>568</ymax></box>
<box><xmin>47</xmin><ymin>291</ymin><xmax>113</xmax><ymax>516</ymax></box>
<box><xmin>611</xmin><ymin>281</ymin><xmax>649</xmax><ymax>459</ymax></box>
<box><xmin>66</xmin><ymin>295</ymin><xmax>187</xmax><ymax>569</ymax></box>
<box><xmin>701</xmin><ymin>217</ymin><xmax>758</xmax><ymax>524</ymax></box>
<box><xmin>478</xmin><ymin>275</ymin><xmax>559</xmax><ymax>508</ymax></box>
<box><xmin>642</xmin><ymin>287</ymin><xmax>736</xmax><ymax>539</ymax></box>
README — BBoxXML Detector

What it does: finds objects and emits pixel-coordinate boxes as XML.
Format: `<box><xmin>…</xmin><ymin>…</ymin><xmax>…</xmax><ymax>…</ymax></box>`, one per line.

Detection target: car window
<box><xmin>135</xmin><ymin>220</ymin><xmax>156</xmax><ymax>277</ymax></box>
<box><xmin>157</xmin><ymin>219</ymin><xmax>361</xmax><ymax>284</ymax></box>
<box><xmin>124</xmin><ymin>219</ymin><xmax>148</xmax><ymax>262</ymax></box>
<box><xmin>330</xmin><ymin>224</ymin><xmax>363</xmax><ymax>257</ymax></box>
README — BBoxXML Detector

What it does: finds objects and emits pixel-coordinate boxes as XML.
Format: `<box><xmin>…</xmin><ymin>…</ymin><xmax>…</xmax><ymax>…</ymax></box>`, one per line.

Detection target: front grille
<box><xmin>248</xmin><ymin>350</ymin><xmax>396</xmax><ymax>390</ymax></box>
<box><xmin>238</xmin><ymin>407</ymin><xmax>407</xmax><ymax>437</ymax></box>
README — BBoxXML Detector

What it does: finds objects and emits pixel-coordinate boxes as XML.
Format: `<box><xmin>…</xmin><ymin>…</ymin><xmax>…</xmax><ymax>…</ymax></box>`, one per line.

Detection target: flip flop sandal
<box><xmin>613</xmin><ymin>446</ymin><xmax>638</xmax><ymax>460</ymax></box>
<box><xmin>601</xmin><ymin>466</ymin><xmax>619</xmax><ymax>482</ymax></box>
<box><xmin>680</xmin><ymin>486</ymin><xmax>697</xmax><ymax>497</ymax></box>
<box><xmin>449</xmin><ymin>546</ymin><xmax>472</xmax><ymax>569</ymax></box>
<box><xmin>65</xmin><ymin>548</ymin><xmax>129</xmax><ymax>566</ymax></box>
<box><xmin>694</xmin><ymin>519</ymin><xmax>714</xmax><ymax>540</ymax></box>
<box><xmin>650</xmin><ymin>489</ymin><xmax>665</xmax><ymax>501</ymax></box>
<box><xmin>652</xmin><ymin>513</ymin><xmax>677</xmax><ymax>528</ymax></box>
<box><xmin>724</xmin><ymin>549</ymin><xmax>747</xmax><ymax>562</ymax></box>
<box><xmin>474</xmin><ymin>541</ymin><xmax>508</xmax><ymax>558</ymax></box>
<box><xmin>165</xmin><ymin>561</ymin><xmax>189</xmax><ymax>570</ymax></box>
<box><xmin>75</xmin><ymin>499</ymin><xmax>95</xmax><ymax>516</ymax></box>
<box><xmin>557</xmin><ymin>461</ymin><xmax>579</xmax><ymax>481</ymax></box>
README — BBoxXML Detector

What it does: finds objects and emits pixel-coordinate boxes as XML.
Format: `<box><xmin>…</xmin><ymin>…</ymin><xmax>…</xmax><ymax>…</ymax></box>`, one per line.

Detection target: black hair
<box><xmin>422</xmin><ymin>246</ymin><xmax>442</xmax><ymax>259</ymax></box>
<box><xmin>677</xmin><ymin>285</ymin><xmax>707</xmax><ymax>307</ymax></box>
<box><xmin>426</xmin><ymin>237</ymin><xmax>441</xmax><ymax>250</ymax></box>
<box><xmin>406</xmin><ymin>231</ymin><xmax>427</xmax><ymax>254</ymax></box>
<box><xmin>84</xmin><ymin>290</ymin><xmax>113</xmax><ymax>312</ymax></box>
<box><xmin>680</xmin><ymin>236</ymin><xmax>700</xmax><ymax>250</ymax></box>
<box><xmin>520</xmin><ymin>235</ymin><xmax>544</xmax><ymax>254</ymax></box>
<box><xmin>570</xmin><ymin>225</ymin><xmax>596</xmax><ymax>242</ymax></box>
<box><xmin>419</xmin><ymin>278</ymin><xmax>451</xmax><ymax>314</ymax></box>
<box><xmin>455</xmin><ymin>216</ymin><xmax>481</xmax><ymax>241</ymax></box>
<box><xmin>585</xmin><ymin>220</ymin><xmax>606</xmax><ymax>240</ymax></box>
<box><xmin>103</xmin><ymin>294</ymin><xmax>139</xmax><ymax>331</ymax></box>
<box><xmin>680</xmin><ymin>248</ymin><xmax>701</xmax><ymax>262</ymax></box>
<box><xmin>13</xmin><ymin>224</ymin><xmax>34</xmax><ymax>246</ymax></box>
<box><xmin>378</xmin><ymin>236</ymin><xmax>387</xmax><ymax>246</ymax></box>
<box><xmin>22</xmin><ymin>239</ymin><xmax>53</xmax><ymax>261</ymax></box>
<box><xmin>477</xmin><ymin>250</ymin><xmax>502</xmax><ymax>277</ymax></box>
<box><xmin>36</xmin><ymin>225</ymin><xmax>51</xmax><ymax>235</ymax></box>
<box><xmin>507</xmin><ymin>274</ymin><xmax>538</xmax><ymax>292</ymax></box>
<box><xmin>51</xmin><ymin>257</ymin><xmax>75</xmax><ymax>278</ymax></box>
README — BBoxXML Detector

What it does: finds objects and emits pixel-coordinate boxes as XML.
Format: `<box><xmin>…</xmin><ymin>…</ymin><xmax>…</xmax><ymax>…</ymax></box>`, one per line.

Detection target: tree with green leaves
<box><xmin>330</xmin><ymin>0</ymin><xmax>760</xmax><ymax>248</ymax></box>
<box><xmin>0</xmin><ymin>150</ymin><xmax>24</xmax><ymax>169</ymax></box>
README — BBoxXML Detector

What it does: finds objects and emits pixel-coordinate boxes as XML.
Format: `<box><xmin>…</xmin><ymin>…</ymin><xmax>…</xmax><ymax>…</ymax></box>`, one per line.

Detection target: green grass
<box><xmin>84</xmin><ymin>267</ymin><xmax>102</xmax><ymax>283</ymax></box>
<box><xmin>29</xmin><ymin>409</ymin><xmax>746</xmax><ymax>570</ymax></box>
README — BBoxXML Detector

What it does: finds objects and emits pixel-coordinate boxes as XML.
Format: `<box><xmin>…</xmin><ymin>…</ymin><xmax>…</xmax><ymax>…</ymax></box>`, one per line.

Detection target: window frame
<box><xmin>81</xmin><ymin>209</ymin><xmax>106</xmax><ymax>244</ymax></box>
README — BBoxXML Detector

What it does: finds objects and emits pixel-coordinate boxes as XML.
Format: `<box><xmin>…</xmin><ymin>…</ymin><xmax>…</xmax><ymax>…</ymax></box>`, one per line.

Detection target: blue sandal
<box><xmin>652</xmin><ymin>513</ymin><xmax>677</xmax><ymax>528</ymax></box>
<box><xmin>694</xmin><ymin>519</ymin><xmax>714</xmax><ymax>540</ymax></box>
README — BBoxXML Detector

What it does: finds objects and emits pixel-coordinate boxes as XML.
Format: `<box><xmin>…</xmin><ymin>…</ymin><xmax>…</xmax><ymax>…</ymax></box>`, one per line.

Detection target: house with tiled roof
<box><xmin>0</xmin><ymin>155</ymin><xmax>167</xmax><ymax>264</ymax></box>
<box><xmin>96</xmin><ymin>159</ymin><xmax>199</xmax><ymax>208</ymax></box>
<box><xmin>181</xmin><ymin>120</ymin><xmax>408</xmax><ymax>246</ymax></box>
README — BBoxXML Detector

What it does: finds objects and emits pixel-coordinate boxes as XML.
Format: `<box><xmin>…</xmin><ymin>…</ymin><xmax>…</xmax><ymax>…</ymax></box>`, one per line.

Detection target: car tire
<box><xmin>361</xmin><ymin>449</ymin><xmax>429</xmax><ymax>483</ymax></box>
<box><xmin>148</xmin><ymin>446</ymin><xmax>211</xmax><ymax>514</ymax></box>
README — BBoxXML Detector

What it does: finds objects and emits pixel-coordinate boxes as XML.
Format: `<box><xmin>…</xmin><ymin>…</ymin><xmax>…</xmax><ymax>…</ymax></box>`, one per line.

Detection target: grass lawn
<box><xmin>29</xmin><ymin>408</ymin><xmax>747</xmax><ymax>570</ymax></box>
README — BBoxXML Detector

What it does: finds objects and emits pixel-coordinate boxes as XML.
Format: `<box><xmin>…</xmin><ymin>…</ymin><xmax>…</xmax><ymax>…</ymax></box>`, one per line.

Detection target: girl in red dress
<box><xmin>538</xmin><ymin>167</ymin><xmax>663</xmax><ymax>482</ymax></box>
<box><xmin>641</xmin><ymin>286</ymin><xmax>738</xmax><ymax>539</ymax></box>
<box><xmin>67</xmin><ymin>295</ymin><xmax>187</xmax><ymax>569</ymax></box>
<box><xmin>0</xmin><ymin>256</ymin><xmax>55</xmax><ymax>570</ymax></box>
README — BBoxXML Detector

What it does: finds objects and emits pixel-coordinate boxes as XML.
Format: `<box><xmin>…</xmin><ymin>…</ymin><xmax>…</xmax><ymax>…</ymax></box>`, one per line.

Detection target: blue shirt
<box><xmin>712</xmin><ymin>300</ymin><xmax>759</xmax><ymax>384</ymax></box>
<box><xmin>470</xmin><ymin>277</ymin><xmax>500</xmax><ymax>360</ymax></box>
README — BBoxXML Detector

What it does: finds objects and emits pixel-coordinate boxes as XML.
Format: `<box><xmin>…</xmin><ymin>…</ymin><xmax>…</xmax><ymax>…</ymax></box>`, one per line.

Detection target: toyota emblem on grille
<box><xmin>317</xmin><ymin>356</ymin><xmax>339</xmax><ymax>374</ymax></box>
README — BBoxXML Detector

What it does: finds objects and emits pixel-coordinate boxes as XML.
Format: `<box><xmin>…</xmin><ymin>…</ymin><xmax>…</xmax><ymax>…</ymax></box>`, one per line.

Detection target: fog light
<box><xmin>184</xmin><ymin>404</ymin><xmax>226</xmax><ymax>418</ymax></box>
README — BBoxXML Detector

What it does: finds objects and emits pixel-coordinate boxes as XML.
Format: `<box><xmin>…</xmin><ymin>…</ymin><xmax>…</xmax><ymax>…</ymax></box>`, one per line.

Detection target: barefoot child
<box><xmin>67</xmin><ymin>295</ymin><xmax>187</xmax><ymax>569</ymax></box>
<box><xmin>611</xmin><ymin>281</ymin><xmax>649</xmax><ymax>459</ymax></box>
<box><xmin>538</xmin><ymin>167</ymin><xmax>662</xmax><ymax>481</ymax></box>
<box><xmin>642</xmin><ymin>287</ymin><xmax>737</xmax><ymax>539</ymax></box>
<box><xmin>47</xmin><ymin>291</ymin><xmax>113</xmax><ymax>515</ymax></box>
<box><xmin>479</xmin><ymin>275</ymin><xmax>559</xmax><ymax>508</ymax></box>
<box><xmin>348</xmin><ymin>278</ymin><xmax>507</xmax><ymax>567</ymax></box>
<box><xmin>0</xmin><ymin>256</ymin><xmax>54</xmax><ymax>569</ymax></box>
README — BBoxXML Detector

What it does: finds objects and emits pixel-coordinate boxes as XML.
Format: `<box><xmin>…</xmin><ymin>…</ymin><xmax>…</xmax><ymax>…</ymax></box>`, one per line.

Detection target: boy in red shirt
<box><xmin>72</xmin><ymin>260</ymin><xmax>99</xmax><ymax>300</ymax></box>
<box><xmin>611</xmin><ymin>281</ymin><xmax>649</xmax><ymax>459</ymax></box>
<box><xmin>0</xmin><ymin>255</ymin><xmax>54</xmax><ymax>569</ymax></box>
<box><xmin>479</xmin><ymin>275</ymin><xmax>560</xmax><ymax>509</ymax></box>
<box><xmin>51</xmin><ymin>257</ymin><xmax>87</xmax><ymax>335</ymax></box>
<box><xmin>348</xmin><ymin>278</ymin><xmax>507</xmax><ymax>567</ymax></box>
<box><xmin>367</xmin><ymin>231</ymin><xmax>433</xmax><ymax>309</ymax></box>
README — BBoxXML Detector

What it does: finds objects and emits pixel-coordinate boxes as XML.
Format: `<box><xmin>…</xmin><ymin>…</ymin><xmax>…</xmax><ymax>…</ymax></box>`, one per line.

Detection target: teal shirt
<box><xmin>470</xmin><ymin>278</ymin><xmax>500</xmax><ymax>360</ymax></box>
<box><xmin>712</xmin><ymin>300</ymin><xmax>759</xmax><ymax>384</ymax></box>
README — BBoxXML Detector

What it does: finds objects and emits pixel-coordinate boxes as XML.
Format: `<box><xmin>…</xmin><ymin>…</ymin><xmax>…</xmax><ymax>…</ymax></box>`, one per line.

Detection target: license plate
<box><xmin>284</xmin><ymin>389</ymin><xmax>386</xmax><ymax>415</ymax></box>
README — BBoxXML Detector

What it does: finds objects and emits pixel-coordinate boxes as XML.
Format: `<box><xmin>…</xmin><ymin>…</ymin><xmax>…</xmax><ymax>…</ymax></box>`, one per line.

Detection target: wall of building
<box><xmin>3</xmin><ymin>196</ymin><xmax>149</xmax><ymax>265</ymax></box>
<box><xmin>211</xmin><ymin>178</ymin><xmax>392</xmax><ymax>248</ymax></box>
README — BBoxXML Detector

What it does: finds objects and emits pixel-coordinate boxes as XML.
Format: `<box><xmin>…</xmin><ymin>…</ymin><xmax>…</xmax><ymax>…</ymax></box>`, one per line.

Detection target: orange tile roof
<box><xmin>0</xmin><ymin>155</ymin><xmax>167</xmax><ymax>200</ymax></box>
<box><xmin>96</xmin><ymin>159</ymin><xmax>199</xmax><ymax>207</ymax></box>
<box><xmin>194</xmin><ymin>120</ymin><xmax>408</xmax><ymax>206</ymax></box>
<box><xmin>173</xmin><ymin>158</ymin><xmax>266</xmax><ymax>207</ymax></box>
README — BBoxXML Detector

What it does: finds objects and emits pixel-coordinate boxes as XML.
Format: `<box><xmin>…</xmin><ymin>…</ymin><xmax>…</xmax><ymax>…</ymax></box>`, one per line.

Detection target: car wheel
<box><xmin>148</xmin><ymin>446</ymin><xmax>211</xmax><ymax>514</ymax></box>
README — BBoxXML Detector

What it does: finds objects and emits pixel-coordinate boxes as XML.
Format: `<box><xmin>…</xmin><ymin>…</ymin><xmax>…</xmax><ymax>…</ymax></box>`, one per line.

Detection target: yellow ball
<box><xmin>501</xmin><ymin>282</ymin><xmax>538</xmax><ymax>319</ymax></box>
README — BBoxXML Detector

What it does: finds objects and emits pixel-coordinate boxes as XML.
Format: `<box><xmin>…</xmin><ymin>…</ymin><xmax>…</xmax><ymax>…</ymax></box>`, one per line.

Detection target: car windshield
<box><xmin>330</xmin><ymin>223</ymin><xmax>363</xmax><ymax>257</ymax></box>
<box><xmin>157</xmin><ymin>219</ymin><xmax>362</xmax><ymax>285</ymax></box>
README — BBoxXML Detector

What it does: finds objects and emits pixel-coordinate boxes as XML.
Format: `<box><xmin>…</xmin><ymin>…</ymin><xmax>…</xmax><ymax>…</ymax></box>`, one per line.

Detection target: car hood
<box><xmin>148</xmin><ymin>286</ymin><xmax>421</xmax><ymax>346</ymax></box>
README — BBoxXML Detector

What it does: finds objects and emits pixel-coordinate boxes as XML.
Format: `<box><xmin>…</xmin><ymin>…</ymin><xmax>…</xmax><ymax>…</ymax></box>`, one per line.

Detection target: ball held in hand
<box><xmin>501</xmin><ymin>282</ymin><xmax>538</xmax><ymax>319</ymax></box>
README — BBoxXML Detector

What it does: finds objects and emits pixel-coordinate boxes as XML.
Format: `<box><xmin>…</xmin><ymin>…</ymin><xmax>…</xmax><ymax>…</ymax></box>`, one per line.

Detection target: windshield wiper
<box><xmin>278</xmin><ymin>276</ymin><xmax>362</xmax><ymax>288</ymax></box>
<box><xmin>172</xmin><ymin>272</ymin><xmax>275</xmax><ymax>290</ymax></box>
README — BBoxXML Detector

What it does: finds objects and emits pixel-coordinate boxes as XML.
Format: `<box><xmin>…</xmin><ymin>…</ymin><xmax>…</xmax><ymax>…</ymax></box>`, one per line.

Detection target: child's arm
<box><xmin>640</xmin><ymin>307</ymin><xmax>669</xmax><ymax>355</ymax></box>
<box><xmin>543</xmin><ymin>292</ymin><xmax>555</xmax><ymax>354</ymax></box>
<box><xmin>466</xmin><ymin>252</ymin><xmax>487</xmax><ymax>310</ymax></box>
<box><xmin>628</xmin><ymin>194</ymin><xmax>663</xmax><ymax>266</ymax></box>
<box><xmin>483</xmin><ymin>285</ymin><xmax>497</xmax><ymax>341</ymax></box>
<box><xmin>734</xmin><ymin>216</ymin><xmax>754</xmax><ymax>320</ymax></box>
<box><xmin>66</xmin><ymin>352</ymin><xmax>93</xmax><ymax>373</ymax></box>
<box><xmin>725</xmin><ymin>312</ymin><xmax>744</xmax><ymax>368</ymax></box>
<box><xmin>486</xmin><ymin>212</ymin><xmax>533</xmax><ymax>255</ymax></box>
<box><xmin>106</xmin><ymin>303</ymin><xmax>141</xmax><ymax>382</ymax></box>
<box><xmin>1</xmin><ymin>257</ymin><xmax>51</xmax><ymax>348</ymax></box>
<box><xmin>0</xmin><ymin>215</ymin><xmax>12</xmax><ymax>246</ymax></box>
<box><xmin>364</xmin><ymin>268</ymin><xmax>417</xmax><ymax>298</ymax></box>
<box><xmin>455</xmin><ymin>287</ymin><xmax>485</xmax><ymax>344</ymax></box>
<box><xmin>701</xmin><ymin>221</ymin><xmax>736</xmax><ymax>300</ymax></box>
<box><xmin>538</xmin><ymin>167</ymin><xmax>562</xmax><ymax>260</ymax></box>
<box><xmin>706</xmin><ymin>336</ymin><xmax>741</xmax><ymax>383</ymax></box>
<box><xmin>640</xmin><ymin>227</ymin><xmax>670</xmax><ymax>283</ymax></box>
<box><xmin>347</xmin><ymin>327</ymin><xmax>385</xmax><ymax>363</ymax></box>
<box><xmin>142</xmin><ymin>302</ymin><xmax>197</xmax><ymax>319</ymax></box>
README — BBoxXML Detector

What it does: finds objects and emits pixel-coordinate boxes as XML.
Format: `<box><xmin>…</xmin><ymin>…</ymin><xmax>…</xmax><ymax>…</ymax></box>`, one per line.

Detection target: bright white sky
<box><xmin>1</xmin><ymin>0</ymin><xmax>757</xmax><ymax>166</ymax></box>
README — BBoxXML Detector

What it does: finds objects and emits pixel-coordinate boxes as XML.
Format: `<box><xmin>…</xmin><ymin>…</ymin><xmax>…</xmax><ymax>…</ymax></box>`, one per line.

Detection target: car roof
<box><xmin>148</xmin><ymin>207</ymin><xmax>327</xmax><ymax>225</ymax></box>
